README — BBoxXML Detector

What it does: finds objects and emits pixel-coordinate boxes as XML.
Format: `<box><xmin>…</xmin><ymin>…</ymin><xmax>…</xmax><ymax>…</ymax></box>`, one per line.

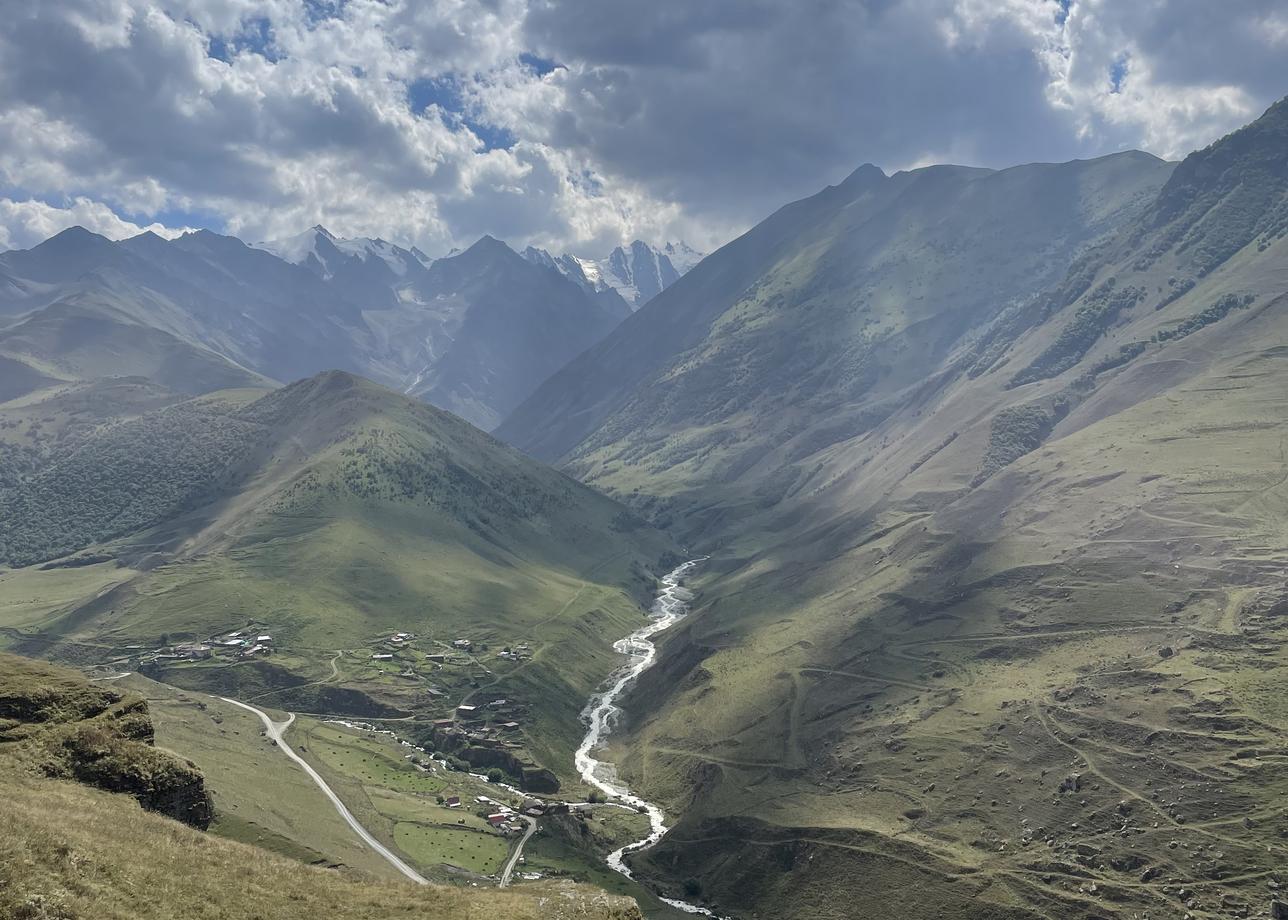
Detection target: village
<box><xmin>135</xmin><ymin>626</ymin><xmax>276</xmax><ymax>663</ymax></box>
<box><xmin>135</xmin><ymin>623</ymin><xmax>551</xmax><ymax>787</ymax></box>
<box><xmin>302</xmin><ymin>709</ymin><xmax>635</xmax><ymax>887</ymax></box>
<box><xmin>126</xmin><ymin>620</ymin><xmax>642</xmax><ymax>880</ymax></box>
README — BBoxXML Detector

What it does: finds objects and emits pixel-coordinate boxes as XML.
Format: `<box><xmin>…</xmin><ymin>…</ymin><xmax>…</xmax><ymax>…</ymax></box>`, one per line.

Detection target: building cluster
<box><xmin>476</xmin><ymin>795</ymin><xmax>526</xmax><ymax>834</ymax></box>
<box><xmin>142</xmin><ymin>628</ymin><xmax>274</xmax><ymax>664</ymax></box>
<box><xmin>436</xmin><ymin>700</ymin><xmax>526</xmax><ymax>750</ymax></box>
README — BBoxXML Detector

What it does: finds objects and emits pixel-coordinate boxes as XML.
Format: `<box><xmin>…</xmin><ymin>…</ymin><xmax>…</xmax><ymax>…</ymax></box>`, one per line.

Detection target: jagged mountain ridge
<box><xmin>522</xmin><ymin>239</ymin><xmax>704</xmax><ymax>309</ymax></box>
<box><xmin>0</xmin><ymin>227</ymin><xmax>626</xmax><ymax>430</ymax></box>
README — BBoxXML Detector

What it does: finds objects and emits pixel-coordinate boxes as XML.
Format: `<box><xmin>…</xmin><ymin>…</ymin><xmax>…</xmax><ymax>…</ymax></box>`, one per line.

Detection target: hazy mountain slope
<box><xmin>523</xmin><ymin>240</ymin><xmax>703</xmax><ymax>310</ymax></box>
<box><xmin>0</xmin><ymin>354</ymin><xmax>58</xmax><ymax>402</ymax></box>
<box><xmin>0</xmin><ymin>652</ymin><xmax>641</xmax><ymax>920</ymax></box>
<box><xmin>553</xmin><ymin>99</ymin><xmax>1288</xmax><ymax>919</ymax></box>
<box><xmin>0</xmin><ymin>227</ymin><xmax>630</xmax><ymax>431</ymax></box>
<box><xmin>498</xmin><ymin>153</ymin><xmax>1173</xmax><ymax>509</ymax></box>
<box><xmin>0</xmin><ymin>226</ymin><xmax>370</xmax><ymax>385</ymax></box>
<box><xmin>384</xmin><ymin>236</ymin><xmax>628</xmax><ymax>429</ymax></box>
<box><xmin>0</xmin><ymin>298</ymin><xmax>271</xmax><ymax>396</ymax></box>
<box><xmin>123</xmin><ymin>229</ymin><xmax>373</xmax><ymax>382</ymax></box>
<box><xmin>1</xmin><ymin>371</ymin><xmax>675</xmax><ymax>786</ymax></box>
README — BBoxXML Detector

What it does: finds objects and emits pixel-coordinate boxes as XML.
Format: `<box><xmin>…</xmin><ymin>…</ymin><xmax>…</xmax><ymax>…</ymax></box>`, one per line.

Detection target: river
<box><xmin>573</xmin><ymin>557</ymin><xmax>719</xmax><ymax>916</ymax></box>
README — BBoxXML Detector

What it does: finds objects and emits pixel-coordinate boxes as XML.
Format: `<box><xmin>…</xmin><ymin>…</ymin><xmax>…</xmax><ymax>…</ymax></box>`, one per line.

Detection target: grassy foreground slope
<box><xmin>1</xmin><ymin>370</ymin><xmax>676</xmax><ymax>787</ymax></box>
<box><xmin>0</xmin><ymin>652</ymin><xmax>211</xmax><ymax>829</ymax></box>
<box><xmin>500</xmin><ymin>99</ymin><xmax>1288</xmax><ymax>919</ymax></box>
<box><xmin>0</xmin><ymin>652</ymin><xmax>641</xmax><ymax>920</ymax></box>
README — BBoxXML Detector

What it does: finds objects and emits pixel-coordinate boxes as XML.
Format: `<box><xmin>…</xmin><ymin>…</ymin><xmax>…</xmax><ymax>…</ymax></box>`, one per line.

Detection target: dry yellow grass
<box><xmin>0</xmin><ymin>769</ymin><xmax>641</xmax><ymax>920</ymax></box>
<box><xmin>0</xmin><ymin>651</ymin><xmax>640</xmax><ymax>920</ymax></box>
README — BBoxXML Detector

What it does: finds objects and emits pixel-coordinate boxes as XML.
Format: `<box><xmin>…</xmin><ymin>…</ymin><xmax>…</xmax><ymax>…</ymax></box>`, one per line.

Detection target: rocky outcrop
<box><xmin>423</xmin><ymin>725</ymin><xmax>560</xmax><ymax>793</ymax></box>
<box><xmin>0</xmin><ymin>653</ymin><xmax>213</xmax><ymax>828</ymax></box>
<box><xmin>459</xmin><ymin>745</ymin><xmax>559</xmax><ymax>794</ymax></box>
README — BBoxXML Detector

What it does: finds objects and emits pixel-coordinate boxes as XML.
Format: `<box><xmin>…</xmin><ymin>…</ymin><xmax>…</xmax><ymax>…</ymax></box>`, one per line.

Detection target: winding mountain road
<box><xmin>218</xmin><ymin>696</ymin><xmax>428</xmax><ymax>885</ymax></box>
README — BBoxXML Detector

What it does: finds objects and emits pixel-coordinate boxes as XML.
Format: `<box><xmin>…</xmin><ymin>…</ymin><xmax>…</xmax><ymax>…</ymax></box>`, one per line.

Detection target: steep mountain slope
<box><xmin>0</xmin><ymin>371</ymin><xmax>675</xmax><ymax>788</ymax></box>
<box><xmin>370</xmin><ymin>236</ymin><xmax>628</xmax><ymax>429</ymax></box>
<box><xmin>0</xmin><ymin>297</ymin><xmax>271</xmax><ymax>396</ymax></box>
<box><xmin>0</xmin><ymin>227</ymin><xmax>629</xmax><ymax>430</ymax></box>
<box><xmin>523</xmin><ymin>240</ymin><xmax>704</xmax><ymax>310</ymax></box>
<box><xmin>502</xmin><ymin>100</ymin><xmax>1288</xmax><ymax>920</ymax></box>
<box><xmin>498</xmin><ymin>152</ymin><xmax>1173</xmax><ymax>507</ymax></box>
<box><xmin>0</xmin><ymin>225</ymin><xmax>368</xmax><ymax>384</ymax></box>
<box><xmin>0</xmin><ymin>652</ymin><xmax>641</xmax><ymax>920</ymax></box>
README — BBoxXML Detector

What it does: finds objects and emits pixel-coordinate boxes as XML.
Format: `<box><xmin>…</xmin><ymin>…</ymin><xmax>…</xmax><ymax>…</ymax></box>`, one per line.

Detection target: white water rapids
<box><xmin>574</xmin><ymin>558</ymin><xmax>720</xmax><ymax>916</ymax></box>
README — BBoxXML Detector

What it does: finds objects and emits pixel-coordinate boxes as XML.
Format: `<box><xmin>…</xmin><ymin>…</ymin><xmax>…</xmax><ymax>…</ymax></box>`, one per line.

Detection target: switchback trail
<box><xmin>219</xmin><ymin>696</ymin><xmax>428</xmax><ymax>885</ymax></box>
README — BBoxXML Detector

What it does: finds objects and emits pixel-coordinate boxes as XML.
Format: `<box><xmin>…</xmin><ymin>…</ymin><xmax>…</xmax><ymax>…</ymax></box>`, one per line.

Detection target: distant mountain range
<box><xmin>0</xmin><ymin>226</ymin><xmax>699</xmax><ymax>429</ymax></box>
<box><xmin>522</xmin><ymin>239</ymin><xmax>703</xmax><ymax>310</ymax></box>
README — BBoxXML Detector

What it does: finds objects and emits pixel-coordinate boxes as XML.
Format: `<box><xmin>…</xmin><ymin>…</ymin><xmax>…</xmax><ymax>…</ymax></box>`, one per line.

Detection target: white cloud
<box><xmin>1253</xmin><ymin>13</ymin><xmax>1288</xmax><ymax>47</ymax></box>
<box><xmin>942</xmin><ymin>0</ymin><xmax>1278</xmax><ymax>160</ymax></box>
<box><xmin>0</xmin><ymin>0</ymin><xmax>1284</xmax><ymax>256</ymax></box>
<box><xmin>0</xmin><ymin>197</ymin><xmax>190</xmax><ymax>251</ymax></box>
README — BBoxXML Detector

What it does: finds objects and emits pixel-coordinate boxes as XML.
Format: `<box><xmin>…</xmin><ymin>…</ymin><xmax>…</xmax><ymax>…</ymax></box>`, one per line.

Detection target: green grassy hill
<box><xmin>0</xmin><ymin>371</ymin><xmax>676</xmax><ymax>793</ymax></box>
<box><xmin>0</xmin><ymin>652</ymin><xmax>642</xmax><ymax>920</ymax></box>
<box><xmin>497</xmin><ymin>99</ymin><xmax>1288</xmax><ymax>919</ymax></box>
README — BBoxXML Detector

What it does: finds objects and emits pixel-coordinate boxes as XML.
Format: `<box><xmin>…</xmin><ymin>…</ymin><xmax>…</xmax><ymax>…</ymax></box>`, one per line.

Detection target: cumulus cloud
<box><xmin>0</xmin><ymin>0</ymin><xmax>1285</xmax><ymax>256</ymax></box>
<box><xmin>0</xmin><ymin>197</ymin><xmax>191</xmax><ymax>250</ymax></box>
<box><xmin>969</xmin><ymin>0</ymin><xmax>1274</xmax><ymax>159</ymax></box>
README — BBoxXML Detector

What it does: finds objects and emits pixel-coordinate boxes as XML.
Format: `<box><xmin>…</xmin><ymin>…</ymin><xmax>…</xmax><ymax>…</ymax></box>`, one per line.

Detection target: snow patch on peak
<box><xmin>521</xmin><ymin>240</ymin><xmax>703</xmax><ymax>309</ymax></box>
<box><xmin>254</xmin><ymin>227</ymin><xmax>433</xmax><ymax>279</ymax></box>
<box><xmin>662</xmin><ymin>241</ymin><xmax>704</xmax><ymax>275</ymax></box>
<box><xmin>573</xmin><ymin>256</ymin><xmax>603</xmax><ymax>286</ymax></box>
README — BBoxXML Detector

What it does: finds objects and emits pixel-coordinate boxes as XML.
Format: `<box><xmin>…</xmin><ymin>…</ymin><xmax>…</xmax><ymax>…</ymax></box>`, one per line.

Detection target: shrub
<box><xmin>1009</xmin><ymin>282</ymin><xmax>1144</xmax><ymax>387</ymax></box>
<box><xmin>972</xmin><ymin>405</ymin><xmax>1057</xmax><ymax>486</ymax></box>
<box><xmin>1156</xmin><ymin>293</ymin><xmax>1255</xmax><ymax>342</ymax></box>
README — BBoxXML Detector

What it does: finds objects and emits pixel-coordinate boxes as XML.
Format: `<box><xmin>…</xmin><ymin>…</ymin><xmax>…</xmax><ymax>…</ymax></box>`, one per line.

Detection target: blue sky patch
<box><xmin>519</xmin><ymin>52</ymin><xmax>561</xmax><ymax>77</ymax></box>
<box><xmin>408</xmin><ymin>76</ymin><xmax>516</xmax><ymax>151</ymax></box>
<box><xmin>1109</xmin><ymin>54</ymin><xmax>1129</xmax><ymax>93</ymax></box>
<box><xmin>206</xmin><ymin>16</ymin><xmax>279</xmax><ymax>63</ymax></box>
<box><xmin>408</xmin><ymin>76</ymin><xmax>462</xmax><ymax>114</ymax></box>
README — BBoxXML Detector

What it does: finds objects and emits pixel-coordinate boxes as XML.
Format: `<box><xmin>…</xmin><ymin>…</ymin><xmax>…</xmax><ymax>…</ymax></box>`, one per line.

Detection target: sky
<box><xmin>1</xmin><ymin>0</ymin><xmax>1286</xmax><ymax>255</ymax></box>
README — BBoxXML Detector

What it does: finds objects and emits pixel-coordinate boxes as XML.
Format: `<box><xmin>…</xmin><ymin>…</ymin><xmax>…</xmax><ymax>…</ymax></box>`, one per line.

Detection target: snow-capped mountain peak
<box><xmin>521</xmin><ymin>240</ymin><xmax>704</xmax><ymax>309</ymax></box>
<box><xmin>254</xmin><ymin>226</ymin><xmax>432</xmax><ymax>280</ymax></box>
<box><xmin>662</xmin><ymin>240</ymin><xmax>704</xmax><ymax>275</ymax></box>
